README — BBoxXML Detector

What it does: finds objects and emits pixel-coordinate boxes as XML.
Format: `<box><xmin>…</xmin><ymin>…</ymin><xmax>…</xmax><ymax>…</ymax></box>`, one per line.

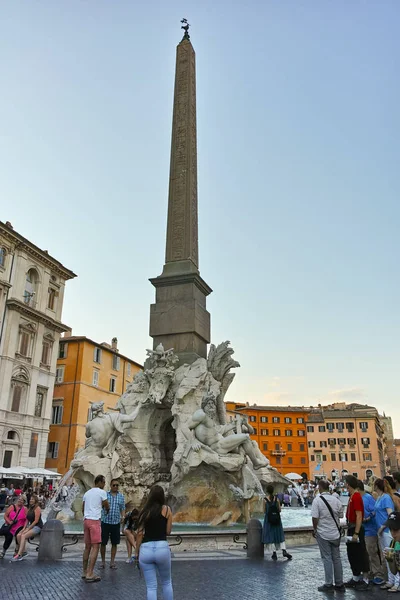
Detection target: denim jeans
<box><xmin>139</xmin><ymin>540</ymin><xmax>173</xmax><ymax>600</ymax></box>
<box><xmin>378</xmin><ymin>529</ymin><xmax>393</xmax><ymax>581</ymax></box>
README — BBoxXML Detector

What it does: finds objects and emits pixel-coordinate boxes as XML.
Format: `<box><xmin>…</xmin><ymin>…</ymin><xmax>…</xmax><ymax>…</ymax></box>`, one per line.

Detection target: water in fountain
<box><xmin>43</xmin><ymin>468</ymin><xmax>77</xmax><ymax>521</ymax></box>
<box><xmin>293</xmin><ymin>482</ymin><xmax>306</xmax><ymax>508</ymax></box>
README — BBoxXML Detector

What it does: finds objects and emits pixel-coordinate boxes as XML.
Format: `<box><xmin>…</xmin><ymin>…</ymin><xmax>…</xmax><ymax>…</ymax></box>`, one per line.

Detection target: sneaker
<box><xmin>354</xmin><ymin>581</ymin><xmax>369</xmax><ymax>591</ymax></box>
<box><xmin>125</xmin><ymin>558</ymin><xmax>132</xmax><ymax>564</ymax></box>
<box><xmin>381</xmin><ymin>583</ymin><xmax>393</xmax><ymax>589</ymax></box>
<box><xmin>0</xmin><ymin>551</ymin><xmax>5</xmax><ymax>559</ymax></box>
<box><xmin>318</xmin><ymin>584</ymin><xmax>334</xmax><ymax>592</ymax></box>
<box><xmin>334</xmin><ymin>584</ymin><xmax>346</xmax><ymax>592</ymax></box>
<box><xmin>388</xmin><ymin>586</ymin><xmax>400</xmax><ymax>593</ymax></box>
<box><xmin>345</xmin><ymin>579</ymin><xmax>358</xmax><ymax>588</ymax></box>
<box><xmin>271</xmin><ymin>552</ymin><xmax>277</xmax><ymax>560</ymax></box>
<box><xmin>11</xmin><ymin>555</ymin><xmax>23</xmax><ymax>562</ymax></box>
<box><xmin>282</xmin><ymin>550</ymin><xmax>292</xmax><ymax>560</ymax></box>
<box><xmin>373</xmin><ymin>577</ymin><xmax>385</xmax><ymax>585</ymax></box>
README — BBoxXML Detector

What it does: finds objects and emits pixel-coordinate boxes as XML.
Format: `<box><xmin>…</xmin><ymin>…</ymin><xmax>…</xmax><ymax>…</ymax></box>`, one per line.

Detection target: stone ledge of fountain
<box><xmin>62</xmin><ymin>526</ymin><xmax>316</xmax><ymax>551</ymax></box>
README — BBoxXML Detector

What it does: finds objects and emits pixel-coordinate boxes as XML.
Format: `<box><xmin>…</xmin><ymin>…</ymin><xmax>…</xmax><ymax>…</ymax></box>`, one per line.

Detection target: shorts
<box><xmin>31</xmin><ymin>526</ymin><xmax>42</xmax><ymax>536</ymax></box>
<box><xmin>84</xmin><ymin>519</ymin><xmax>101</xmax><ymax>545</ymax></box>
<box><xmin>101</xmin><ymin>522</ymin><xmax>121</xmax><ymax>546</ymax></box>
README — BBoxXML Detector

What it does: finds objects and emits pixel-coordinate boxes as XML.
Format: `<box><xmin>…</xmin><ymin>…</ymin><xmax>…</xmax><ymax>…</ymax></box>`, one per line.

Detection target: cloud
<box><xmin>328</xmin><ymin>387</ymin><xmax>366</xmax><ymax>400</ymax></box>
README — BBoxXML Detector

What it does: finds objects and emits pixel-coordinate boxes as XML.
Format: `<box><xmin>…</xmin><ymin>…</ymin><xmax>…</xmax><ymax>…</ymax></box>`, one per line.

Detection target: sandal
<box><xmin>110</xmin><ymin>563</ymin><xmax>117</xmax><ymax>569</ymax></box>
<box><xmin>85</xmin><ymin>576</ymin><xmax>101</xmax><ymax>583</ymax></box>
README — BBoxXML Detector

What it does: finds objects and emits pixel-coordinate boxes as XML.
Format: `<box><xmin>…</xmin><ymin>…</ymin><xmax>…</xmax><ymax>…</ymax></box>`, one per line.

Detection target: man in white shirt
<box><xmin>82</xmin><ymin>474</ymin><xmax>109</xmax><ymax>583</ymax></box>
<box><xmin>311</xmin><ymin>479</ymin><xmax>345</xmax><ymax>592</ymax></box>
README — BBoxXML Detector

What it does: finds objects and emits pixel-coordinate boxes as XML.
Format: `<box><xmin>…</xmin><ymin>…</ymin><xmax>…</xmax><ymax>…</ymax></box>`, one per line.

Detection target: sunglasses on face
<box><xmin>112</xmin><ymin>484</ymin><xmax>119</xmax><ymax>487</ymax></box>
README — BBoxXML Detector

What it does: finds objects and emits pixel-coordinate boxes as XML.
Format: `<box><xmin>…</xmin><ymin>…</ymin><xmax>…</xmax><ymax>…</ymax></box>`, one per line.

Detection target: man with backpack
<box><xmin>311</xmin><ymin>479</ymin><xmax>345</xmax><ymax>592</ymax></box>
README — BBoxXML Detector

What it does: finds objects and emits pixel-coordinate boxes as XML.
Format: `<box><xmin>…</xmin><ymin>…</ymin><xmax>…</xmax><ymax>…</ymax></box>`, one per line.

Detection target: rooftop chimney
<box><xmin>111</xmin><ymin>337</ymin><xmax>118</xmax><ymax>352</ymax></box>
<box><xmin>63</xmin><ymin>328</ymin><xmax>72</xmax><ymax>338</ymax></box>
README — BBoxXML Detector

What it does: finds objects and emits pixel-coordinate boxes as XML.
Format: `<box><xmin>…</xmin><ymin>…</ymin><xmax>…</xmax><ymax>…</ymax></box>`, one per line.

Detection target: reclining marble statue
<box><xmin>182</xmin><ymin>392</ymin><xmax>269</xmax><ymax>470</ymax></box>
<box><xmin>73</xmin><ymin>401</ymin><xmax>140</xmax><ymax>460</ymax></box>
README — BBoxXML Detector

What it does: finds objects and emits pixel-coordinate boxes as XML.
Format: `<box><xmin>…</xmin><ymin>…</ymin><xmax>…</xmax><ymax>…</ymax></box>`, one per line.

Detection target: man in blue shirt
<box><xmin>357</xmin><ymin>480</ymin><xmax>385</xmax><ymax>585</ymax></box>
<box><xmin>100</xmin><ymin>479</ymin><xmax>125</xmax><ymax>569</ymax></box>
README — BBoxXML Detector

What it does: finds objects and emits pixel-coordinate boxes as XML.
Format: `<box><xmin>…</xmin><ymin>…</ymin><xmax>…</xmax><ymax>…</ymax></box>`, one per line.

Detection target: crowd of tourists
<box><xmin>312</xmin><ymin>471</ymin><xmax>400</xmax><ymax>592</ymax></box>
<box><xmin>1</xmin><ymin>470</ymin><xmax>400</xmax><ymax>599</ymax></box>
<box><xmin>0</xmin><ymin>482</ymin><xmax>54</xmax><ymax>512</ymax></box>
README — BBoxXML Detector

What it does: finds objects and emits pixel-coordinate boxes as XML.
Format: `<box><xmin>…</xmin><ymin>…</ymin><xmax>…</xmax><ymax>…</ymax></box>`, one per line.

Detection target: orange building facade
<box><xmin>45</xmin><ymin>333</ymin><xmax>142</xmax><ymax>474</ymax></box>
<box><xmin>226</xmin><ymin>402</ymin><xmax>310</xmax><ymax>478</ymax></box>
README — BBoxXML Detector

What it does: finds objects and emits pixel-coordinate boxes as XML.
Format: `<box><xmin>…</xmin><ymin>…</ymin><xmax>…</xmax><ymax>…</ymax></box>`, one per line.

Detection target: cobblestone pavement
<box><xmin>0</xmin><ymin>545</ymin><xmax>387</xmax><ymax>599</ymax></box>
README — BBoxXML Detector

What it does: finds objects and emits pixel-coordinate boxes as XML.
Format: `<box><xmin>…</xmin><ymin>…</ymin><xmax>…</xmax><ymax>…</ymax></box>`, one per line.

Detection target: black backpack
<box><xmin>267</xmin><ymin>496</ymin><xmax>281</xmax><ymax>525</ymax></box>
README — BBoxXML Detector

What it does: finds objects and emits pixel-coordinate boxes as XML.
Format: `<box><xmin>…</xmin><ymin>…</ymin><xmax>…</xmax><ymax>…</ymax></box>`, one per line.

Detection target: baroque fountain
<box><xmin>68</xmin><ymin>342</ymin><xmax>289</xmax><ymax>526</ymax></box>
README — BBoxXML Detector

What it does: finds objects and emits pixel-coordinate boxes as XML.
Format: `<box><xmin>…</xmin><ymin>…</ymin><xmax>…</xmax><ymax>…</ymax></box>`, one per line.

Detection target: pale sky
<box><xmin>1</xmin><ymin>1</ymin><xmax>399</xmax><ymax>436</ymax></box>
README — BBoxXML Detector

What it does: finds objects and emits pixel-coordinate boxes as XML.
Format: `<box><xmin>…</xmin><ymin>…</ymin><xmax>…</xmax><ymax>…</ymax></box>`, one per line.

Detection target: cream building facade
<box><xmin>306</xmin><ymin>402</ymin><xmax>387</xmax><ymax>481</ymax></box>
<box><xmin>0</xmin><ymin>221</ymin><xmax>76</xmax><ymax>470</ymax></box>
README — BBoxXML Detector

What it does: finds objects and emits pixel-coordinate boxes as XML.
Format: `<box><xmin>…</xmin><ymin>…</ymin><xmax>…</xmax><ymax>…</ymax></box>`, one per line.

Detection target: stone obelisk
<box><xmin>149</xmin><ymin>22</ymin><xmax>212</xmax><ymax>365</ymax></box>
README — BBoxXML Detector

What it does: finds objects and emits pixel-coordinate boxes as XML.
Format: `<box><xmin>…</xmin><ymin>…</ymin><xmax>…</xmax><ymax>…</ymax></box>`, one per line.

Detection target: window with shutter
<box><xmin>11</xmin><ymin>386</ymin><xmax>22</xmax><ymax>412</ymax></box>
<box><xmin>55</xmin><ymin>367</ymin><xmax>64</xmax><ymax>383</ymax></box>
<box><xmin>48</xmin><ymin>288</ymin><xmax>56</xmax><ymax>310</ymax></box>
<box><xmin>41</xmin><ymin>341</ymin><xmax>50</xmax><ymax>365</ymax></box>
<box><xmin>20</xmin><ymin>332</ymin><xmax>30</xmax><ymax>356</ymax></box>
<box><xmin>93</xmin><ymin>370</ymin><xmax>99</xmax><ymax>387</ymax></box>
<box><xmin>29</xmin><ymin>433</ymin><xmax>38</xmax><ymax>457</ymax></box>
<box><xmin>58</xmin><ymin>343</ymin><xmax>67</xmax><ymax>359</ymax></box>
<box><xmin>52</xmin><ymin>403</ymin><xmax>63</xmax><ymax>424</ymax></box>
<box><xmin>35</xmin><ymin>391</ymin><xmax>44</xmax><ymax>417</ymax></box>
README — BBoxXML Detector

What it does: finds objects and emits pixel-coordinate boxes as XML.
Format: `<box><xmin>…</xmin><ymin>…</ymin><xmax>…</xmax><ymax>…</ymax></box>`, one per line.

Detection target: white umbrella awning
<box><xmin>0</xmin><ymin>467</ymin><xmax>24</xmax><ymax>479</ymax></box>
<box><xmin>26</xmin><ymin>468</ymin><xmax>62</xmax><ymax>479</ymax></box>
<box><xmin>0</xmin><ymin>466</ymin><xmax>61</xmax><ymax>479</ymax></box>
<box><xmin>285</xmin><ymin>472</ymin><xmax>304</xmax><ymax>480</ymax></box>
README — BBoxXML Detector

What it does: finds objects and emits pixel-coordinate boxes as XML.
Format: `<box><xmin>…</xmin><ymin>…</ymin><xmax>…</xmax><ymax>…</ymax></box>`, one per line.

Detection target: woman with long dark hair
<box><xmin>124</xmin><ymin>507</ymin><xmax>139</xmax><ymax>563</ymax></box>
<box><xmin>136</xmin><ymin>485</ymin><xmax>173</xmax><ymax>600</ymax></box>
<box><xmin>262</xmin><ymin>484</ymin><xmax>292</xmax><ymax>560</ymax></box>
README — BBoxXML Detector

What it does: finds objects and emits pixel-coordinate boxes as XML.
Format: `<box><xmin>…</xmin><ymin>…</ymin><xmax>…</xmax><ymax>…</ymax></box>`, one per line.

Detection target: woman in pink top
<box><xmin>0</xmin><ymin>495</ymin><xmax>27</xmax><ymax>558</ymax></box>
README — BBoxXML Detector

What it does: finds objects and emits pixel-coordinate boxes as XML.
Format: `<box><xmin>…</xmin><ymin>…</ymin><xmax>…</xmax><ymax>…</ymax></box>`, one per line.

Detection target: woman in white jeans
<box><xmin>136</xmin><ymin>485</ymin><xmax>173</xmax><ymax>600</ymax></box>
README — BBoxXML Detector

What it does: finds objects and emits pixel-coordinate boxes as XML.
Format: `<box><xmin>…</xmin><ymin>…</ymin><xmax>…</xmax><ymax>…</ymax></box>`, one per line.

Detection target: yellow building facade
<box><xmin>45</xmin><ymin>333</ymin><xmax>142</xmax><ymax>474</ymax></box>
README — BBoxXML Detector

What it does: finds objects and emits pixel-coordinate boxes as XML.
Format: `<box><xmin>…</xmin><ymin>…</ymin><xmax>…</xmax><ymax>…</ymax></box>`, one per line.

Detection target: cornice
<box><xmin>0</xmin><ymin>222</ymin><xmax>76</xmax><ymax>280</ymax></box>
<box><xmin>0</xmin><ymin>278</ymin><xmax>12</xmax><ymax>289</ymax></box>
<box><xmin>6</xmin><ymin>298</ymin><xmax>70</xmax><ymax>333</ymax></box>
<box><xmin>149</xmin><ymin>272</ymin><xmax>212</xmax><ymax>297</ymax></box>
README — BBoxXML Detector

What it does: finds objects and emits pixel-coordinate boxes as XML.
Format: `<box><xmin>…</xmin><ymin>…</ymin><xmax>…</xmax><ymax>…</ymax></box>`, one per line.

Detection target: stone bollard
<box><xmin>246</xmin><ymin>518</ymin><xmax>264</xmax><ymax>559</ymax></box>
<box><xmin>38</xmin><ymin>519</ymin><xmax>65</xmax><ymax>561</ymax></box>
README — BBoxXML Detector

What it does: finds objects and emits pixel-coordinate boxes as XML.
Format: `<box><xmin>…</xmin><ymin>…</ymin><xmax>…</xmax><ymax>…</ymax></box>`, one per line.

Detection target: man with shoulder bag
<box><xmin>311</xmin><ymin>479</ymin><xmax>345</xmax><ymax>592</ymax></box>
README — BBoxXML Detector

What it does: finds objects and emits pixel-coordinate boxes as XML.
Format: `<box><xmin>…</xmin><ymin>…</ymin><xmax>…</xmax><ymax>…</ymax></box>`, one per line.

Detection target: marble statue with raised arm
<box><xmin>81</xmin><ymin>401</ymin><xmax>140</xmax><ymax>459</ymax></box>
<box><xmin>183</xmin><ymin>392</ymin><xmax>269</xmax><ymax>469</ymax></box>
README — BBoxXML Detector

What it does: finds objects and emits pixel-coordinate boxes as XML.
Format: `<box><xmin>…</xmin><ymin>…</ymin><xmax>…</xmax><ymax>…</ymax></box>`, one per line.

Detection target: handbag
<box><xmin>0</xmin><ymin>505</ymin><xmax>22</xmax><ymax>536</ymax></box>
<box><xmin>319</xmin><ymin>495</ymin><xmax>345</xmax><ymax>537</ymax></box>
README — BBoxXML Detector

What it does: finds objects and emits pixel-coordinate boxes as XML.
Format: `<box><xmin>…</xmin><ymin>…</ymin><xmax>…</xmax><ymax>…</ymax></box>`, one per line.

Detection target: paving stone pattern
<box><xmin>0</xmin><ymin>546</ymin><xmax>386</xmax><ymax>599</ymax></box>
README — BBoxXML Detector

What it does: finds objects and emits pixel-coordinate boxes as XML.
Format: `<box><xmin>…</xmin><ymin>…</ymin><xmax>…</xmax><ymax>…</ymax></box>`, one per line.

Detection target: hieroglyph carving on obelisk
<box><xmin>165</xmin><ymin>38</ymin><xmax>198</xmax><ymax>269</ymax></box>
